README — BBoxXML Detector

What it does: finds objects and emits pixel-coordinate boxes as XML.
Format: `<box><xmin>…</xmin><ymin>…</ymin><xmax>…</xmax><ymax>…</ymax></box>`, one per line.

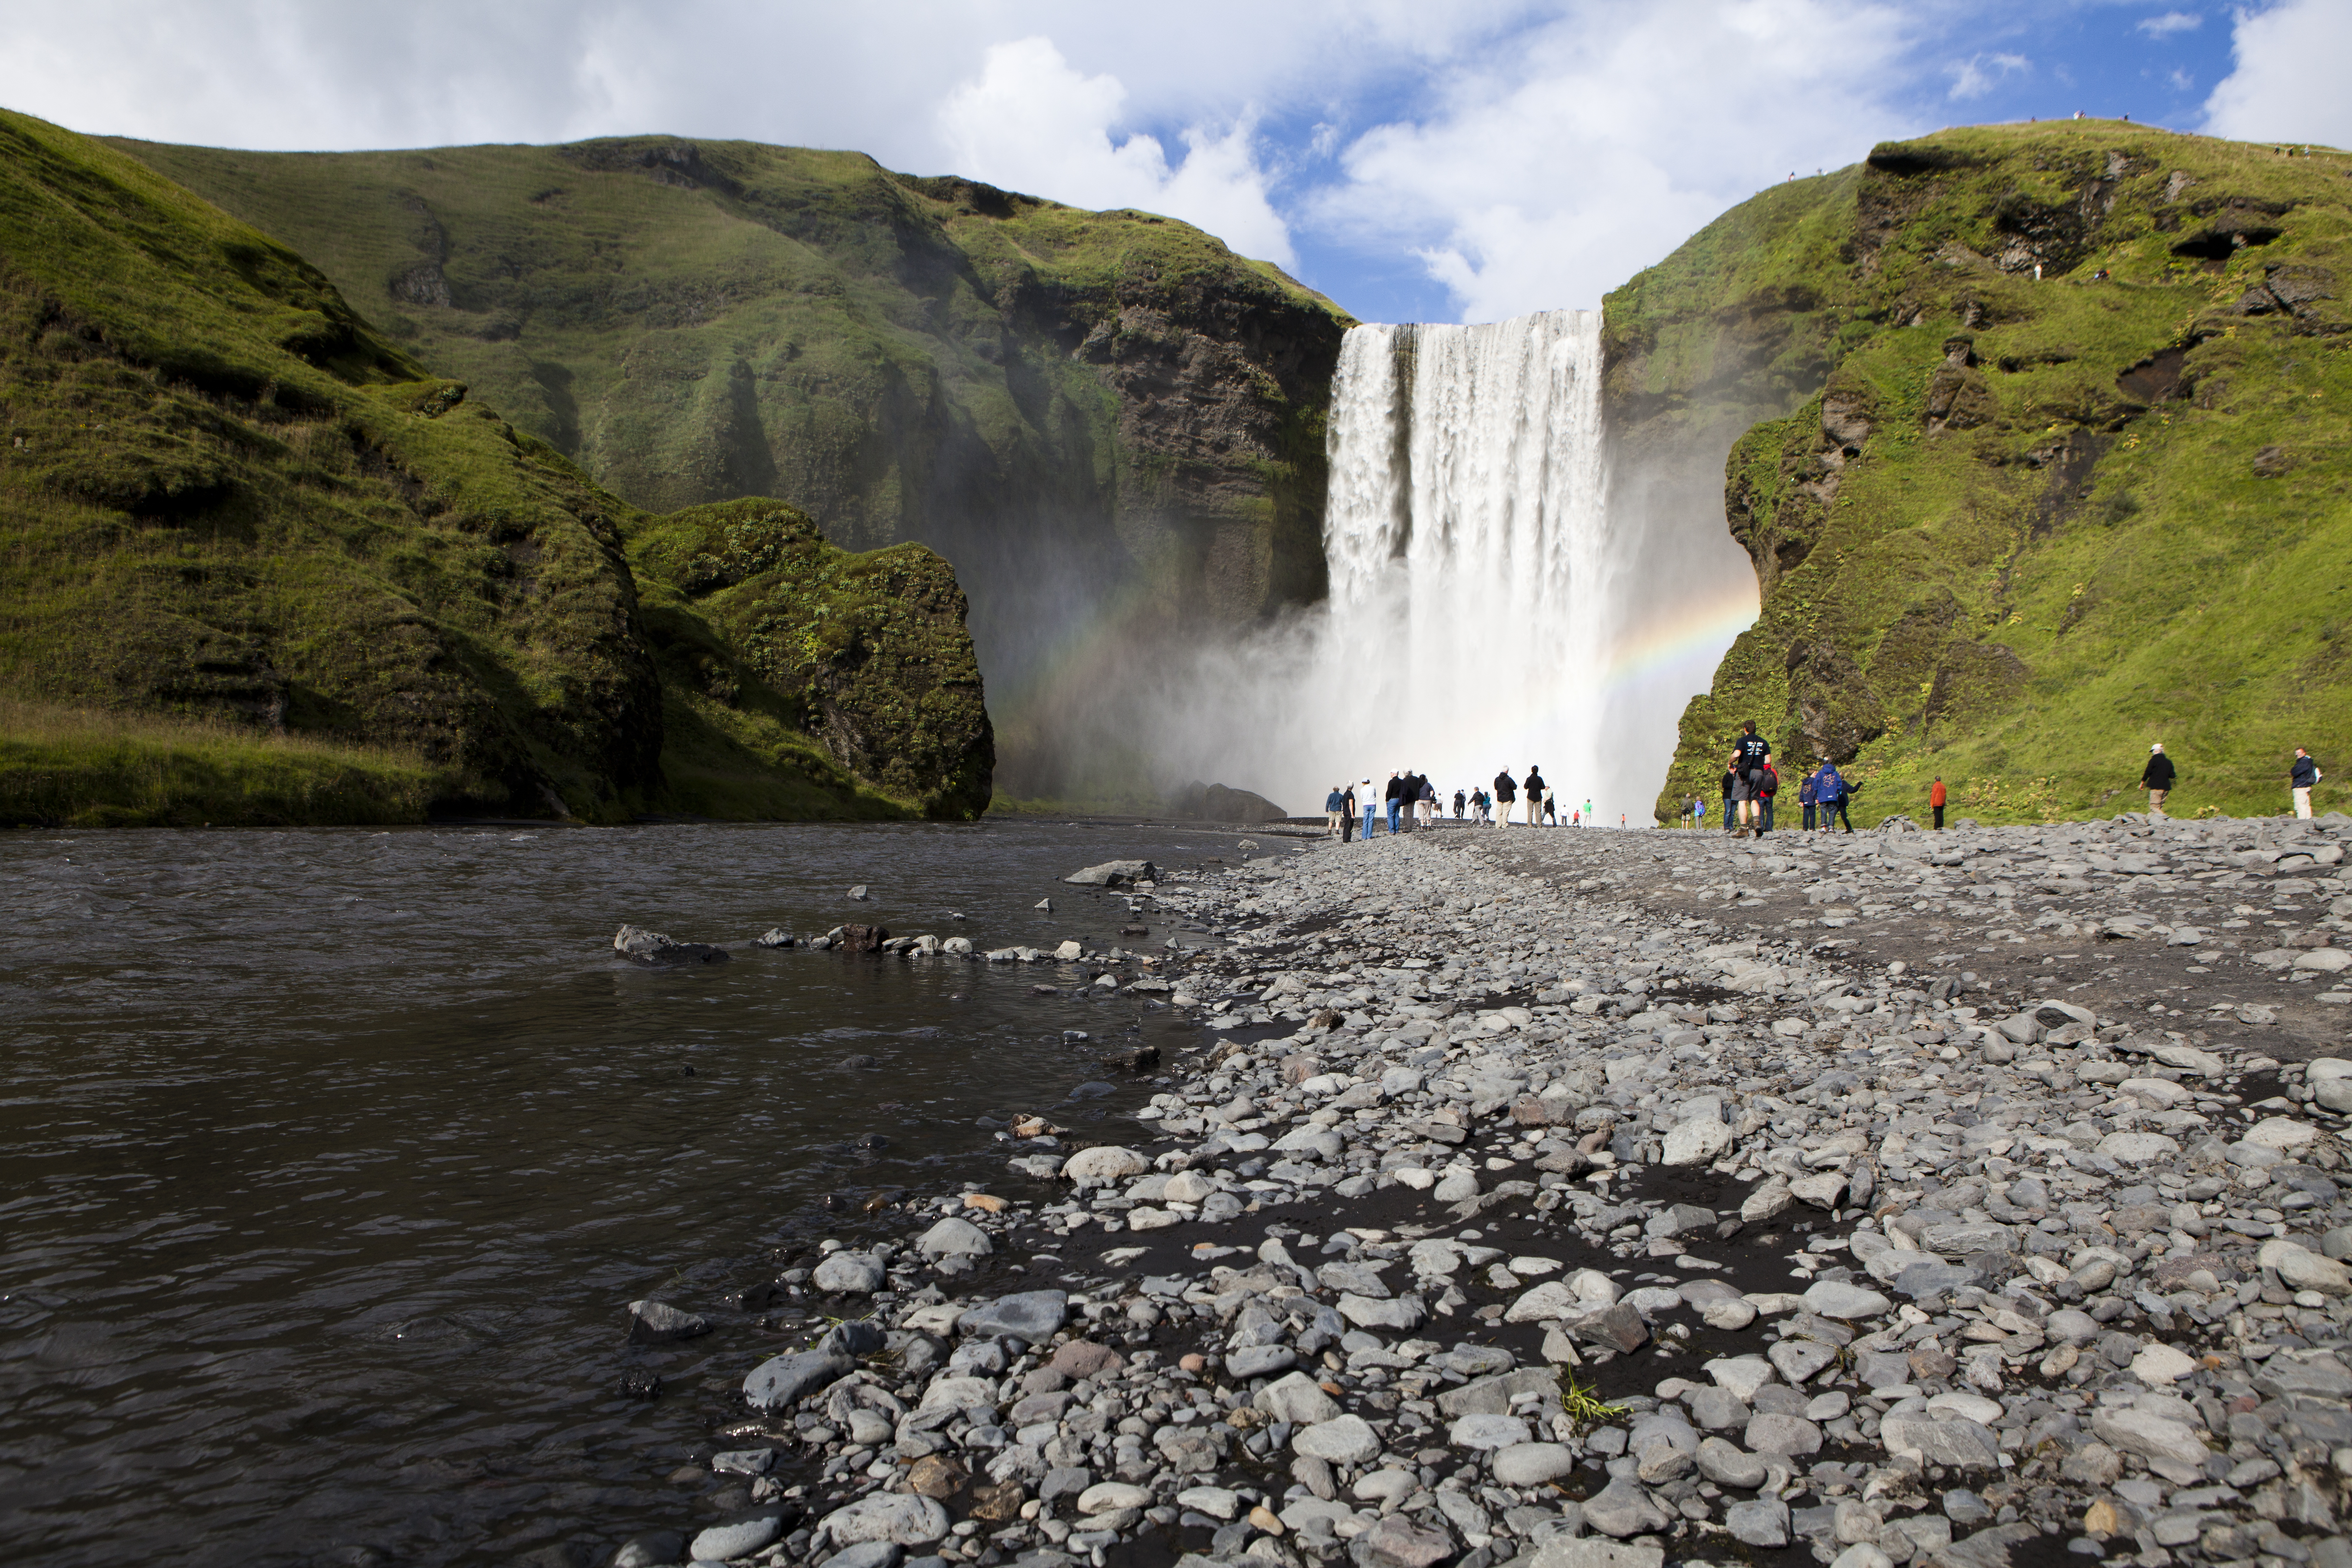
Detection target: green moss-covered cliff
<box><xmin>1614</xmin><ymin>122</ymin><xmax>2351</xmax><ymax>825</ymax></box>
<box><xmin>0</xmin><ymin>110</ymin><xmax>990</xmax><ymax>826</ymax></box>
<box><xmin>111</xmin><ymin>136</ymin><xmax>1353</xmax><ymax>795</ymax></box>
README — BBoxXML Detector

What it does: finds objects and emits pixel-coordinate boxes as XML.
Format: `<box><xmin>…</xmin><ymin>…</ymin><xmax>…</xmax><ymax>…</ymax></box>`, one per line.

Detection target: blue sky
<box><xmin>0</xmin><ymin>0</ymin><xmax>2344</xmax><ymax>325</ymax></box>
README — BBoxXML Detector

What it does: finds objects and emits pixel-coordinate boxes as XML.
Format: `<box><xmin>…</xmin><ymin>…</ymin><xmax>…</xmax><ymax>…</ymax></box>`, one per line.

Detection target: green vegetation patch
<box><xmin>0</xmin><ymin>112</ymin><xmax>995</xmax><ymax>827</ymax></box>
<box><xmin>1631</xmin><ymin>122</ymin><xmax>2352</xmax><ymax>825</ymax></box>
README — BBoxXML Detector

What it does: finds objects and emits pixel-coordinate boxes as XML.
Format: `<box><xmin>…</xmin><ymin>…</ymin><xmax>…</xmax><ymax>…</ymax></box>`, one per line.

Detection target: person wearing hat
<box><xmin>1358</xmin><ymin>778</ymin><xmax>1383</xmax><ymax>839</ymax></box>
<box><xmin>2141</xmin><ymin>743</ymin><xmax>2177</xmax><ymax>818</ymax></box>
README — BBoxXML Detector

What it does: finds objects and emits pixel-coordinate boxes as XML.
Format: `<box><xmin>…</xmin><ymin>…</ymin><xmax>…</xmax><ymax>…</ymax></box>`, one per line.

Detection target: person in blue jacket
<box><xmin>1814</xmin><ymin>760</ymin><xmax>1854</xmax><ymax>833</ymax></box>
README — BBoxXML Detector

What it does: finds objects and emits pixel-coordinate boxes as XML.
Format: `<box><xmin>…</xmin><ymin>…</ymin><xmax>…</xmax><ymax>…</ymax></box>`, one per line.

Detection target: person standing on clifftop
<box><xmin>1493</xmin><ymin>768</ymin><xmax>1516</xmax><ymax>826</ymax></box>
<box><xmin>2292</xmin><ymin>748</ymin><xmax>2322</xmax><ymax>819</ymax></box>
<box><xmin>2141</xmin><ymin>743</ymin><xmax>2177</xmax><ymax>819</ymax></box>
<box><xmin>1930</xmin><ymin>776</ymin><xmax>1947</xmax><ymax>830</ymax></box>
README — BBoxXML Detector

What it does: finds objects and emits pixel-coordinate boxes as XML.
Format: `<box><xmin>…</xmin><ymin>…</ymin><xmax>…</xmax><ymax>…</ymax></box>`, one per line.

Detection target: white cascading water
<box><xmin>1309</xmin><ymin>308</ymin><xmax>1618</xmax><ymax>815</ymax></box>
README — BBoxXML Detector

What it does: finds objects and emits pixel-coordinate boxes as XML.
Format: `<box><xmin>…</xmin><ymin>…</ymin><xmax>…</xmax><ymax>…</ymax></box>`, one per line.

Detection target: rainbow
<box><xmin>1599</xmin><ymin>581</ymin><xmax>1760</xmax><ymax>699</ymax></box>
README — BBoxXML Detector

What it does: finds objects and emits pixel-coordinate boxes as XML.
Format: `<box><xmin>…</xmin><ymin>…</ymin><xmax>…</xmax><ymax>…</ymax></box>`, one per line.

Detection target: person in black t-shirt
<box><xmin>1730</xmin><ymin>721</ymin><xmax>1771</xmax><ymax>836</ymax></box>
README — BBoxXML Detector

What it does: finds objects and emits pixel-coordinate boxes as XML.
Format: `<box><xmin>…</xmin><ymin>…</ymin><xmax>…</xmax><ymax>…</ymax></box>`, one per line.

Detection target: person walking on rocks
<box><xmin>1418</xmin><ymin>775</ymin><xmax>1437</xmax><ymax>827</ymax></box>
<box><xmin>1756</xmin><ymin>759</ymin><xmax>1779</xmax><ymax>835</ymax></box>
<box><xmin>1798</xmin><ymin>768</ymin><xmax>1818</xmax><ymax>832</ymax></box>
<box><xmin>1731</xmin><ymin>722</ymin><xmax>1771</xmax><ymax>836</ymax></box>
<box><xmin>2141</xmin><ymin>743</ymin><xmax>2176</xmax><ymax>819</ymax></box>
<box><xmin>1493</xmin><ymin>767</ymin><xmax>1516</xmax><ymax>826</ymax></box>
<box><xmin>1453</xmin><ymin>788</ymin><xmax>1466</xmax><ymax>820</ymax></box>
<box><xmin>1523</xmin><ymin>765</ymin><xmax>1547</xmax><ymax>827</ymax></box>
<box><xmin>1929</xmin><ymin>775</ymin><xmax>1946</xmax><ymax>830</ymax></box>
<box><xmin>1340</xmin><ymin>784</ymin><xmax>1358</xmax><ymax>842</ymax></box>
<box><xmin>1817</xmin><ymin>759</ymin><xmax>1854</xmax><ymax>833</ymax></box>
<box><xmin>1359</xmin><ymin>778</ymin><xmax>1383</xmax><ymax>839</ymax></box>
<box><xmin>1324</xmin><ymin>784</ymin><xmax>1346</xmax><ymax>839</ymax></box>
<box><xmin>2292</xmin><ymin>747</ymin><xmax>2322</xmax><ymax>818</ymax></box>
<box><xmin>1542</xmin><ymin>784</ymin><xmax>1557</xmax><ymax>825</ymax></box>
<box><xmin>1720</xmin><ymin>764</ymin><xmax>1737</xmax><ymax>833</ymax></box>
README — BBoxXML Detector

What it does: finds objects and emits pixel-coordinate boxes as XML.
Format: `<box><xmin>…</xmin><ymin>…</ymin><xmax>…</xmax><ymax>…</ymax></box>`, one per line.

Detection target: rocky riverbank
<box><xmin>611</xmin><ymin>811</ymin><xmax>2352</xmax><ymax>1568</ymax></box>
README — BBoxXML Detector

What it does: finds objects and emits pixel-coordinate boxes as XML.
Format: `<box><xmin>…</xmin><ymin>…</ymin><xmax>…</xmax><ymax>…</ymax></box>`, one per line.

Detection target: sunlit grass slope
<box><xmin>1617</xmin><ymin>122</ymin><xmax>2351</xmax><ymax>825</ymax></box>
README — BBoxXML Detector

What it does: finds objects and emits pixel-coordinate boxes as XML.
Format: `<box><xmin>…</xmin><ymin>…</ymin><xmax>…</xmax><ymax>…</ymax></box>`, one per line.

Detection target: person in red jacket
<box><xmin>1930</xmin><ymin>776</ymin><xmax>1947</xmax><ymax>830</ymax></box>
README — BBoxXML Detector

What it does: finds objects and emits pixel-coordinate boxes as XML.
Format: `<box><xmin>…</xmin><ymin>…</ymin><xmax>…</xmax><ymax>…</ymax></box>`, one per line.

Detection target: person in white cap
<box><xmin>2141</xmin><ymin>743</ymin><xmax>2176</xmax><ymax>818</ymax></box>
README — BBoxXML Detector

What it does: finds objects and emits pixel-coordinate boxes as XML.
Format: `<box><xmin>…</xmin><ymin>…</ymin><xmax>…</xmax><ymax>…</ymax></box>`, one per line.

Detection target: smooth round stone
<box><xmin>1801</xmin><ymin>1279</ymin><xmax>1891</xmax><ymax>1319</ymax></box>
<box><xmin>1078</xmin><ymin>1482</ymin><xmax>1152</xmax><ymax>1514</ymax></box>
<box><xmin>1491</xmin><ymin>1442</ymin><xmax>1578</xmax><ymax>1486</ymax></box>
<box><xmin>2131</xmin><ymin>1343</ymin><xmax>2197</xmax><ymax>1385</ymax></box>
<box><xmin>692</xmin><ymin>1517</ymin><xmax>784</xmax><ymax>1562</ymax></box>
<box><xmin>1448</xmin><ymin>1413</ymin><xmax>1532</xmax><ymax>1450</ymax></box>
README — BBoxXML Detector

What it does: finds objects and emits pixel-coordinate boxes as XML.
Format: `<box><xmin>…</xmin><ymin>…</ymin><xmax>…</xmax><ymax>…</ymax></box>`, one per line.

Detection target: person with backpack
<box><xmin>1493</xmin><ymin>767</ymin><xmax>1517</xmax><ymax>826</ymax></box>
<box><xmin>1720</xmin><ymin>765</ymin><xmax>1737</xmax><ymax>833</ymax></box>
<box><xmin>1816</xmin><ymin>759</ymin><xmax>1855</xmax><ymax>833</ymax></box>
<box><xmin>1453</xmin><ymin>789</ymin><xmax>1466</xmax><ymax>820</ymax></box>
<box><xmin>1798</xmin><ymin>769</ymin><xmax>1818</xmax><ymax>832</ymax></box>
<box><xmin>2292</xmin><ymin>748</ymin><xmax>2322</xmax><ymax>818</ymax></box>
<box><xmin>1756</xmin><ymin>760</ymin><xmax>1779</xmax><ymax>835</ymax></box>
<box><xmin>2141</xmin><ymin>744</ymin><xmax>2176</xmax><ymax>819</ymax></box>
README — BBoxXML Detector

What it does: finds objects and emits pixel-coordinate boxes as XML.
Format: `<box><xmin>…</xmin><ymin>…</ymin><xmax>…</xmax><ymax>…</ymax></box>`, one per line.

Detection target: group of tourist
<box><xmin>1322</xmin><ymin>732</ymin><xmax>2331</xmax><ymax>844</ymax></box>
<box><xmin>1320</xmin><ymin>768</ymin><xmax>1598</xmax><ymax>841</ymax></box>
<box><xmin>1675</xmin><ymin>723</ymin><xmax>1859</xmax><ymax>837</ymax></box>
<box><xmin>1674</xmin><ymin>728</ymin><xmax>2331</xmax><ymax>835</ymax></box>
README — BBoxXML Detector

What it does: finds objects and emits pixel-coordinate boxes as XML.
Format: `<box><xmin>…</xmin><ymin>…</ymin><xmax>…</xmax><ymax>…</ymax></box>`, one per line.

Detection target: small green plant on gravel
<box><xmin>1555</xmin><ymin>1370</ymin><xmax>1624</xmax><ymax>1427</ymax></box>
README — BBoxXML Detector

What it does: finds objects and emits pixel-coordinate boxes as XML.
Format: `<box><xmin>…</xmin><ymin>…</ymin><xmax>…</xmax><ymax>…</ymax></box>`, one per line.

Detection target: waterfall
<box><xmin>1310</xmin><ymin>309</ymin><xmax>1618</xmax><ymax>816</ymax></box>
<box><xmin>1160</xmin><ymin>303</ymin><xmax>1755</xmax><ymax>823</ymax></box>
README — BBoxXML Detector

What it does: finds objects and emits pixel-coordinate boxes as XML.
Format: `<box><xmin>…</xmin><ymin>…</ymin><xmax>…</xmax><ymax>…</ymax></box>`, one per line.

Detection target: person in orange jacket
<box><xmin>1930</xmin><ymin>776</ymin><xmax>1947</xmax><ymax>830</ymax></box>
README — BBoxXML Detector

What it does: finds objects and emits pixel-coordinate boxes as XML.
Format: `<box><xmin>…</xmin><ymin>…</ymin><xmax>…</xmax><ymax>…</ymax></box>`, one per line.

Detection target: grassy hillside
<box><xmin>0</xmin><ymin>110</ymin><xmax>988</xmax><ymax>827</ymax></box>
<box><xmin>110</xmin><ymin>136</ymin><xmax>1353</xmax><ymax>795</ymax></box>
<box><xmin>1619</xmin><ymin>122</ymin><xmax>2351</xmax><ymax>825</ymax></box>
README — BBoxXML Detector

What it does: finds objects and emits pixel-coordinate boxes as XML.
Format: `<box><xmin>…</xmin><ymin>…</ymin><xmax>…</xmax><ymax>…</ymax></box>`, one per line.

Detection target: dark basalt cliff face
<box><xmin>115</xmin><ymin>137</ymin><xmax>1354</xmax><ymax>796</ymax></box>
<box><xmin>1606</xmin><ymin>122</ymin><xmax>2351</xmax><ymax>825</ymax></box>
<box><xmin>0</xmin><ymin>111</ymin><xmax>992</xmax><ymax>825</ymax></box>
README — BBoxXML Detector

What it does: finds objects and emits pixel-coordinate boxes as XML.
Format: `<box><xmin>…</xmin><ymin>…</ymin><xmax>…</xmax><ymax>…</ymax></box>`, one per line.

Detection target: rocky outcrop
<box><xmin>1613</xmin><ymin>122</ymin><xmax>2352</xmax><ymax>823</ymax></box>
<box><xmin>0</xmin><ymin>111</ymin><xmax>995</xmax><ymax>825</ymax></box>
<box><xmin>114</xmin><ymin>136</ymin><xmax>1353</xmax><ymax>796</ymax></box>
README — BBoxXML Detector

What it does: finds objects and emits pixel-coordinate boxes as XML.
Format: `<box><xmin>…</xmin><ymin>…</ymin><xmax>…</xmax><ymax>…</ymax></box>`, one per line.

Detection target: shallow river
<box><xmin>0</xmin><ymin>820</ymin><xmax>1240</xmax><ymax>1568</ymax></box>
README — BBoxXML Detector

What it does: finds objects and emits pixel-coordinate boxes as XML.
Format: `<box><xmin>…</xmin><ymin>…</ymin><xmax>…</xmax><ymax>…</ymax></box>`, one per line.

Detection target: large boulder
<box><xmin>613</xmin><ymin>925</ymin><xmax>729</xmax><ymax>965</ymax></box>
<box><xmin>957</xmin><ymin>1290</ymin><xmax>1070</xmax><ymax>1342</ymax></box>
<box><xmin>744</xmin><ymin>1349</ymin><xmax>854</xmax><ymax>1410</ymax></box>
<box><xmin>1065</xmin><ymin>860</ymin><xmax>1159</xmax><ymax>887</ymax></box>
<box><xmin>624</xmin><ymin>1299</ymin><xmax>710</xmax><ymax>1343</ymax></box>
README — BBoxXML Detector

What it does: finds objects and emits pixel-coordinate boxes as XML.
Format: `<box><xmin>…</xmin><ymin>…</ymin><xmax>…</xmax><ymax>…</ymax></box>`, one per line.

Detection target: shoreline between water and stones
<box><xmin>608</xmin><ymin>812</ymin><xmax>2352</xmax><ymax>1568</ymax></box>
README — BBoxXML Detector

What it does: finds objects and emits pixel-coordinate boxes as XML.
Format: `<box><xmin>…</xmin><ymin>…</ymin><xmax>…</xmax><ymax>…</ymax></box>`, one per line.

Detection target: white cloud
<box><xmin>1947</xmin><ymin>51</ymin><xmax>2030</xmax><ymax>101</ymax></box>
<box><xmin>2202</xmin><ymin>0</ymin><xmax>2352</xmax><ymax>147</ymax></box>
<box><xmin>2137</xmin><ymin>10</ymin><xmax>2202</xmax><ymax>38</ymax></box>
<box><xmin>1308</xmin><ymin>0</ymin><xmax>1924</xmax><ymax>322</ymax></box>
<box><xmin>936</xmin><ymin>37</ymin><xmax>1295</xmax><ymax>267</ymax></box>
